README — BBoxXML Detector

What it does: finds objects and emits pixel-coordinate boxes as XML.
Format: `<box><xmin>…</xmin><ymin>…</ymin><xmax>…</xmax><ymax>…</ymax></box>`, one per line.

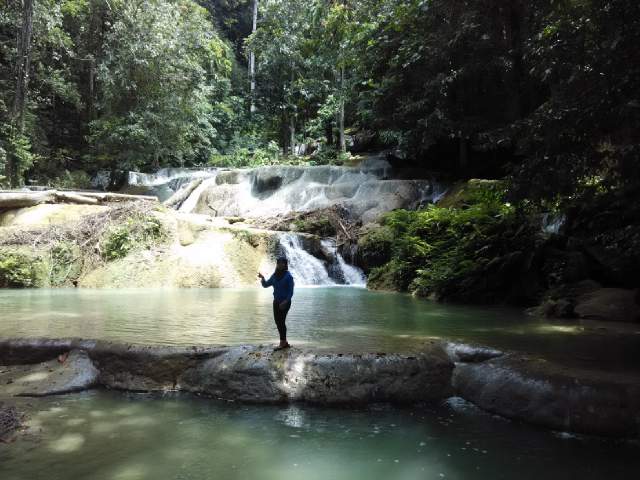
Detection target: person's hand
<box><xmin>257</xmin><ymin>272</ymin><xmax>264</xmax><ymax>280</ymax></box>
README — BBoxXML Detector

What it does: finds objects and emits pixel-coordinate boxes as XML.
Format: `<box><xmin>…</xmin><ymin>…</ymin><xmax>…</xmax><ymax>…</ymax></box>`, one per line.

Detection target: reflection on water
<box><xmin>1</xmin><ymin>288</ymin><xmax>639</xmax><ymax>368</ymax></box>
<box><xmin>1</xmin><ymin>391</ymin><xmax>638</xmax><ymax>480</ymax></box>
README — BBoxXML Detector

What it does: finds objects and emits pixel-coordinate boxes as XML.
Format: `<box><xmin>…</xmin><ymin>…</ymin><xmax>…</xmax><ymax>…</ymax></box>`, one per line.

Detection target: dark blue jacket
<box><xmin>262</xmin><ymin>271</ymin><xmax>295</xmax><ymax>303</ymax></box>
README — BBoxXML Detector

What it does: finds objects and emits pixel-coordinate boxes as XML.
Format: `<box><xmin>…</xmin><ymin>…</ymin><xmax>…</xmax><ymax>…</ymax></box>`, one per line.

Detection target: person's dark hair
<box><xmin>275</xmin><ymin>256</ymin><xmax>288</xmax><ymax>277</ymax></box>
<box><xmin>276</xmin><ymin>256</ymin><xmax>288</xmax><ymax>268</ymax></box>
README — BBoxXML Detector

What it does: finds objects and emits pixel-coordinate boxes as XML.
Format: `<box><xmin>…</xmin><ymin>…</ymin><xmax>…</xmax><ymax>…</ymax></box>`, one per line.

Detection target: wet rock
<box><xmin>0</xmin><ymin>350</ymin><xmax>98</xmax><ymax>397</ymax></box>
<box><xmin>89</xmin><ymin>342</ymin><xmax>218</xmax><ymax>392</ymax></box>
<box><xmin>574</xmin><ymin>288</ymin><xmax>640</xmax><ymax>323</ymax></box>
<box><xmin>179</xmin><ymin>343</ymin><xmax>453</xmax><ymax>404</ymax></box>
<box><xmin>445</xmin><ymin>342</ymin><xmax>503</xmax><ymax>363</ymax></box>
<box><xmin>0</xmin><ymin>339</ymin><xmax>453</xmax><ymax>405</ymax></box>
<box><xmin>0</xmin><ymin>338</ymin><xmax>97</xmax><ymax>365</ymax></box>
<box><xmin>453</xmin><ymin>355</ymin><xmax>640</xmax><ymax>438</ymax></box>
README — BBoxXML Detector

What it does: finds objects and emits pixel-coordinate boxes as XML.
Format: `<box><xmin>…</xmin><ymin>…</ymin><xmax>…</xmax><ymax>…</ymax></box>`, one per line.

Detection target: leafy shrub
<box><xmin>209</xmin><ymin>140</ymin><xmax>281</xmax><ymax>168</ymax></box>
<box><xmin>0</xmin><ymin>251</ymin><xmax>41</xmax><ymax>288</ymax></box>
<box><xmin>47</xmin><ymin>170</ymin><xmax>93</xmax><ymax>190</ymax></box>
<box><xmin>365</xmin><ymin>180</ymin><xmax>530</xmax><ymax>299</ymax></box>
<box><xmin>102</xmin><ymin>214</ymin><xmax>167</xmax><ymax>261</ymax></box>
<box><xmin>48</xmin><ymin>242</ymin><xmax>82</xmax><ymax>286</ymax></box>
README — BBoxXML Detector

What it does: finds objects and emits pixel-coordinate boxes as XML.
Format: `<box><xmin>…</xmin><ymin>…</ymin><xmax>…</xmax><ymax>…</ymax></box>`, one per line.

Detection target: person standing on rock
<box><xmin>258</xmin><ymin>257</ymin><xmax>295</xmax><ymax>351</ymax></box>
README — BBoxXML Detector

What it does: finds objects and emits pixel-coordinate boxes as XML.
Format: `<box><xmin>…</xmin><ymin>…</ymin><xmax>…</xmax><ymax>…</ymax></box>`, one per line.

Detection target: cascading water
<box><xmin>277</xmin><ymin>234</ymin><xmax>335</xmax><ymax>286</ymax></box>
<box><xmin>168</xmin><ymin>156</ymin><xmax>447</xmax><ymax>223</ymax></box>
<box><xmin>541</xmin><ymin>213</ymin><xmax>566</xmax><ymax>234</ymax></box>
<box><xmin>321</xmin><ymin>239</ymin><xmax>366</xmax><ymax>286</ymax></box>
<box><xmin>108</xmin><ymin>155</ymin><xmax>448</xmax><ymax>290</ymax></box>
<box><xmin>121</xmin><ymin>168</ymin><xmax>219</xmax><ymax>202</ymax></box>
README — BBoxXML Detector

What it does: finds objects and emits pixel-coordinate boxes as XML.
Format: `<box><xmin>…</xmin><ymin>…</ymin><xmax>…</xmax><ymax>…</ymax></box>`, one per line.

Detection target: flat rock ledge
<box><xmin>2</xmin><ymin>338</ymin><xmax>639</xmax><ymax>438</ymax></box>
<box><xmin>453</xmin><ymin>355</ymin><xmax>640</xmax><ymax>438</ymax></box>
<box><xmin>0</xmin><ymin>338</ymin><xmax>453</xmax><ymax>405</ymax></box>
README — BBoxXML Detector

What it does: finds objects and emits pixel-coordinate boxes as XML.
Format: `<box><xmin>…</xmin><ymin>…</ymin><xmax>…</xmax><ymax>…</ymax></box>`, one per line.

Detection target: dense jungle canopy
<box><xmin>0</xmin><ymin>0</ymin><xmax>638</xmax><ymax>203</ymax></box>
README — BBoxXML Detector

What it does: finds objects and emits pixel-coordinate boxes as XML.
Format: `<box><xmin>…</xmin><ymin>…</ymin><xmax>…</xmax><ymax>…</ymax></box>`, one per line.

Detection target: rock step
<box><xmin>2</xmin><ymin>338</ymin><xmax>639</xmax><ymax>438</ymax></box>
<box><xmin>0</xmin><ymin>338</ymin><xmax>453</xmax><ymax>405</ymax></box>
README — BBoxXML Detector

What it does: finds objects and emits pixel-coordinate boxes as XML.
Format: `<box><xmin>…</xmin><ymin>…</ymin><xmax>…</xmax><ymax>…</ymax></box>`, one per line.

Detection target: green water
<box><xmin>1</xmin><ymin>391</ymin><xmax>638</xmax><ymax>480</ymax></box>
<box><xmin>1</xmin><ymin>287</ymin><xmax>639</xmax><ymax>368</ymax></box>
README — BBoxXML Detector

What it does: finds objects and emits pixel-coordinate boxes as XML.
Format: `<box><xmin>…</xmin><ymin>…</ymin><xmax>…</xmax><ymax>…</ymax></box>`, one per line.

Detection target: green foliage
<box><xmin>88</xmin><ymin>0</ymin><xmax>233</xmax><ymax>171</ymax></box>
<box><xmin>209</xmin><ymin>140</ymin><xmax>281</xmax><ymax>168</ymax></box>
<box><xmin>366</xmin><ymin>181</ymin><xmax>522</xmax><ymax>298</ymax></box>
<box><xmin>0</xmin><ymin>250</ymin><xmax>42</xmax><ymax>288</ymax></box>
<box><xmin>45</xmin><ymin>170</ymin><xmax>92</xmax><ymax>190</ymax></box>
<box><xmin>48</xmin><ymin>242</ymin><xmax>82</xmax><ymax>286</ymax></box>
<box><xmin>0</xmin><ymin>0</ymin><xmax>637</xmax><ymax>205</ymax></box>
<box><xmin>101</xmin><ymin>214</ymin><xmax>167</xmax><ymax>261</ymax></box>
<box><xmin>357</xmin><ymin>224</ymin><xmax>394</xmax><ymax>270</ymax></box>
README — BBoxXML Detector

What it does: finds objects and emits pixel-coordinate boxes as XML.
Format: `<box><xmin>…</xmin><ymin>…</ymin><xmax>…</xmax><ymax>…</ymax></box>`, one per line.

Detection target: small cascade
<box><xmin>122</xmin><ymin>168</ymin><xmax>218</xmax><ymax>202</ymax></box>
<box><xmin>178</xmin><ymin>176</ymin><xmax>219</xmax><ymax>213</ymax></box>
<box><xmin>541</xmin><ymin>213</ymin><xmax>566</xmax><ymax>234</ymax></box>
<box><xmin>336</xmin><ymin>254</ymin><xmax>367</xmax><ymax>286</ymax></box>
<box><xmin>321</xmin><ymin>239</ymin><xmax>367</xmax><ymax>286</ymax></box>
<box><xmin>277</xmin><ymin>234</ymin><xmax>335</xmax><ymax>286</ymax></box>
<box><xmin>170</xmin><ymin>157</ymin><xmax>447</xmax><ymax>222</ymax></box>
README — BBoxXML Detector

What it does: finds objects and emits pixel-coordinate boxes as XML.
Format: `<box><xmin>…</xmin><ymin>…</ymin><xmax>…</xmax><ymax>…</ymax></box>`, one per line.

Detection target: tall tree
<box><xmin>249</xmin><ymin>0</ymin><xmax>258</xmax><ymax>113</ymax></box>
<box><xmin>6</xmin><ymin>0</ymin><xmax>35</xmax><ymax>187</ymax></box>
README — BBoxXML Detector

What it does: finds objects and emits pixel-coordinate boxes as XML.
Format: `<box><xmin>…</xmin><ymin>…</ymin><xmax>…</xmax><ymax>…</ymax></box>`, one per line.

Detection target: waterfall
<box><xmin>171</xmin><ymin>157</ymin><xmax>446</xmax><ymax>221</ymax></box>
<box><xmin>336</xmin><ymin>254</ymin><xmax>367</xmax><ymax>286</ymax></box>
<box><xmin>277</xmin><ymin>234</ymin><xmax>366</xmax><ymax>287</ymax></box>
<box><xmin>278</xmin><ymin>234</ymin><xmax>335</xmax><ymax>286</ymax></box>
<box><xmin>320</xmin><ymin>239</ymin><xmax>366</xmax><ymax>286</ymax></box>
<box><xmin>541</xmin><ymin>213</ymin><xmax>566</xmax><ymax>234</ymax></box>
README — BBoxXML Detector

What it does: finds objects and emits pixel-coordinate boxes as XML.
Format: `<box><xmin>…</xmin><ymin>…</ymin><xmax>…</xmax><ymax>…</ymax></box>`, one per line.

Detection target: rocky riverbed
<box><xmin>1</xmin><ymin>338</ymin><xmax>638</xmax><ymax>439</ymax></box>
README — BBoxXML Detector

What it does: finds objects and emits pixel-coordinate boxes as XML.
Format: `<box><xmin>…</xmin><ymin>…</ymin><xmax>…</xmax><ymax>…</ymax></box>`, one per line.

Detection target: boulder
<box><xmin>574</xmin><ymin>288</ymin><xmax>640</xmax><ymax>323</ymax></box>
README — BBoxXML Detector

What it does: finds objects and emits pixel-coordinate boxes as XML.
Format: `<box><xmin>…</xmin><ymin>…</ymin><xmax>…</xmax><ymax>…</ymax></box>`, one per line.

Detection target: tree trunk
<box><xmin>281</xmin><ymin>113</ymin><xmax>289</xmax><ymax>155</ymax></box>
<box><xmin>163</xmin><ymin>178</ymin><xmax>204</xmax><ymax>208</ymax></box>
<box><xmin>325</xmin><ymin>121</ymin><xmax>333</xmax><ymax>147</ymax></box>
<box><xmin>249</xmin><ymin>0</ymin><xmax>258</xmax><ymax>113</ymax></box>
<box><xmin>289</xmin><ymin>116</ymin><xmax>296</xmax><ymax>156</ymax></box>
<box><xmin>338</xmin><ymin>67</ymin><xmax>346</xmax><ymax>153</ymax></box>
<box><xmin>0</xmin><ymin>190</ymin><xmax>157</xmax><ymax>209</ymax></box>
<box><xmin>88</xmin><ymin>56</ymin><xmax>96</xmax><ymax>121</ymax></box>
<box><xmin>6</xmin><ymin>0</ymin><xmax>35</xmax><ymax>188</ymax></box>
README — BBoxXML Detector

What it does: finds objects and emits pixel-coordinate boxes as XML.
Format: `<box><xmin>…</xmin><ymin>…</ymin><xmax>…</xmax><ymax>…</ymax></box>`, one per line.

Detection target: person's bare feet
<box><xmin>273</xmin><ymin>342</ymin><xmax>290</xmax><ymax>351</ymax></box>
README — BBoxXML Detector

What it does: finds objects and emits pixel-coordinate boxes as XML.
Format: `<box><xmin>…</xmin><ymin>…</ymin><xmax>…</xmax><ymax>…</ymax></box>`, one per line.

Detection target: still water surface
<box><xmin>1</xmin><ymin>287</ymin><xmax>639</xmax><ymax>368</ymax></box>
<box><xmin>1</xmin><ymin>391</ymin><xmax>639</xmax><ymax>480</ymax></box>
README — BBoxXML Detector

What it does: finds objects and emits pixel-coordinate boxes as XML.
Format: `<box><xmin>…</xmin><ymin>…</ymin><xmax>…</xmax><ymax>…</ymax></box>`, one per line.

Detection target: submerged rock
<box><xmin>452</xmin><ymin>355</ymin><xmax>640</xmax><ymax>438</ymax></box>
